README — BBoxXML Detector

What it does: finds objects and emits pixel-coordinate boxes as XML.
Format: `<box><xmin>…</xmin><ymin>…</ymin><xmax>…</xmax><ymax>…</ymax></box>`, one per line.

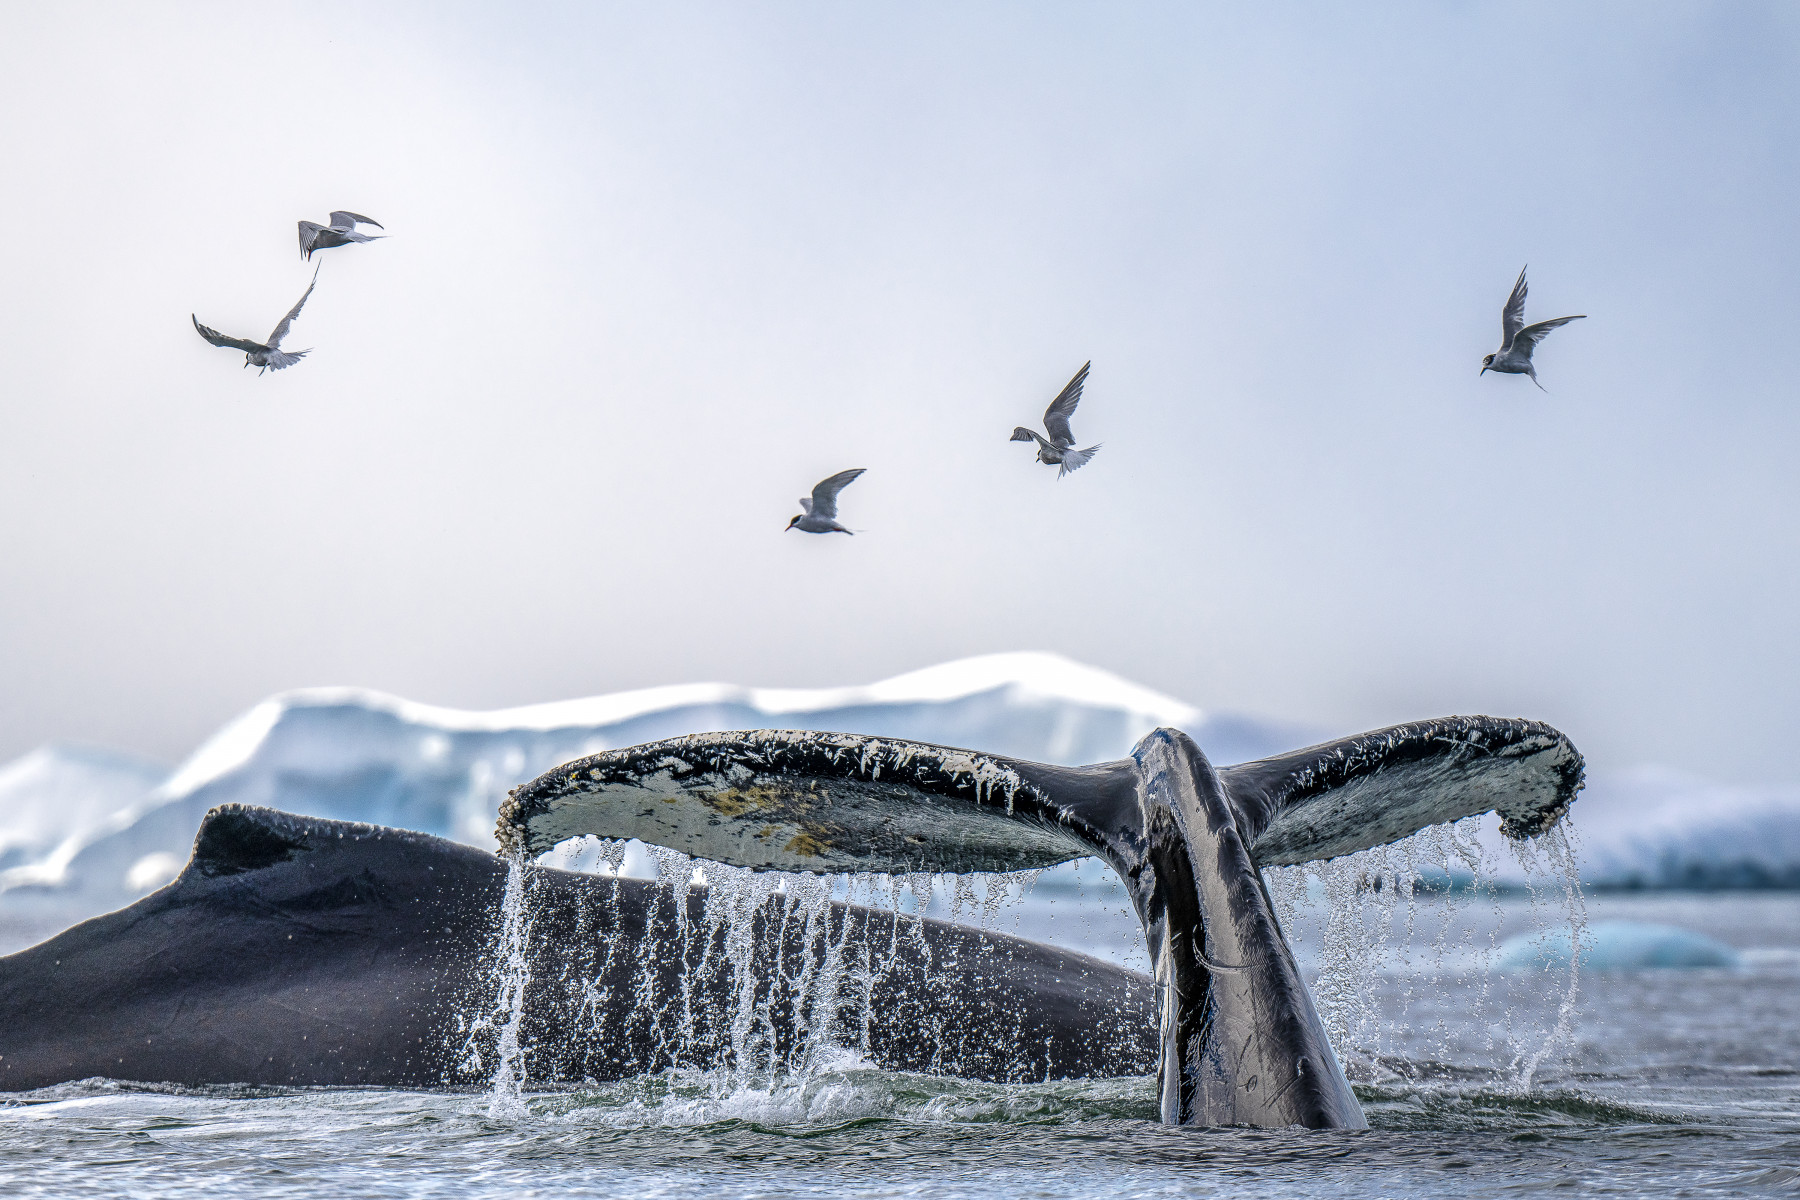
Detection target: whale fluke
<box><xmin>497</xmin><ymin>717</ymin><xmax>1581</xmax><ymax>874</ymax></box>
<box><xmin>1226</xmin><ymin>715</ymin><xmax>1583</xmax><ymax>866</ymax></box>
<box><xmin>499</xmin><ymin>716</ymin><xmax>1585</xmax><ymax>1129</ymax></box>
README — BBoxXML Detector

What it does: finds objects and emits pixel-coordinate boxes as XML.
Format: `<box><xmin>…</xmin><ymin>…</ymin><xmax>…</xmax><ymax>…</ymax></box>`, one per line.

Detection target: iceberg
<box><xmin>2</xmin><ymin>651</ymin><xmax>1797</xmax><ymax>953</ymax></box>
<box><xmin>1561</xmin><ymin>766</ymin><xmax>1800</xmax><ymax>890</ymax></box>
<box><xmin>1496</xmin><ymin>920</ymin><xmax>1743</xmax><ymax>971</ymax></box>
<box><xmin>0</xmin><ymin>653</ymin><xmax>1257</xmax><ymax>946</ymax></box>
<box><xmin>0</xmin><ymin>744</ymin><xmax>167</xmax><ymax>871</ymax></box>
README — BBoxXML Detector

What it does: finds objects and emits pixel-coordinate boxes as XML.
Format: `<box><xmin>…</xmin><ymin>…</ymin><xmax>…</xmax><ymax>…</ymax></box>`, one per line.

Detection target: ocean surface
<box><xmin>3</xmin><ymin>889</ymin><xmax>1796</xmax><ymax>1199</ymax></box>
<box><xmin>4</xmin><ymin>656</ymin><xmax>1797</xmax><ymax>1196</ymax></box>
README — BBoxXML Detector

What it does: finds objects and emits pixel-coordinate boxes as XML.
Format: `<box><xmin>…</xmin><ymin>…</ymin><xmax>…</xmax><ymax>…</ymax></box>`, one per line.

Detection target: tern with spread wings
<box><xmin>1011</xmin><ymin>361</ymin><xmax>1101</xmax><ymax>478</ymax></box>
<box><xmin>297</xmin><ymin>211</ymin><xmax>385</xmax><ymax>261</ymax></box>
<box><xmin>786</xmin><ymin>469</ymin><xmax>866</xmax><ymax>535</ymax></box>
<box><xmin>191</xmin><ymin>267</ymin><xmax>319</xmax><ymax>375</ymax></box>
<box><xmin>1481</xmin><ymin>267</ymin><xmax>1585</xmax><ymax>390</ymax></box>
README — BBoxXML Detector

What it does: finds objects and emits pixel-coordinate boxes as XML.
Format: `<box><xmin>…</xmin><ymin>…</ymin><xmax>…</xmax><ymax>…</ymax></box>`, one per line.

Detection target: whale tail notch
<box><xmin>498</xmin><ymin>715</ymin><xmax>1584</xmax><ymax>1129</ymax></box>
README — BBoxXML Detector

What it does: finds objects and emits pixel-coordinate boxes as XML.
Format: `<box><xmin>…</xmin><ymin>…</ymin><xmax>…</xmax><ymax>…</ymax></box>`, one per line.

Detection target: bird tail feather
<box><xmin>1057</xmin><ymin>444</ymin><xmax>1101</xmax><ymax>478</ymax></box>
<box><xmin>265</xmin><ymin>349</ymin><xmax>309</xmax><ymax>371</ymax></box>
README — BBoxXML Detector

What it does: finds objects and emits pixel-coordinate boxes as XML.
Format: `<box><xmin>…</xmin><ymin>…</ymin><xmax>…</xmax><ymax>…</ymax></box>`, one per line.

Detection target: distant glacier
<box><xmin>2</xmin><ymin>652</ymin><xmax>1796</xmax><ymax>953</ymax></box>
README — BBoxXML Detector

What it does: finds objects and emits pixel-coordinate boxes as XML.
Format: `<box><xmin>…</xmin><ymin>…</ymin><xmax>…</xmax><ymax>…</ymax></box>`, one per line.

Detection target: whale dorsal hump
<box><xmin>1224</xmin><ymin>715</ymin><xmax>1585</xmax><ymax>868</ymax></box>
<box><xmin>191</xmin><ymin>804</ymin><xmax>310</xmax><ymax>877</ymax></box>
<box><xmin>496</xmin><ymin>729</ymin><xmax>1130</xmax><ymax>875</ymax></box>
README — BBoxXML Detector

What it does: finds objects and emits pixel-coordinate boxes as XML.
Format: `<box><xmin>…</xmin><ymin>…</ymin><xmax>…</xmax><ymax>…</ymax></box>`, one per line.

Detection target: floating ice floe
<box><xmin>1495</xmin><ymin>920</ymin><xmax>1743</xmax><ymax>971</ymax></box>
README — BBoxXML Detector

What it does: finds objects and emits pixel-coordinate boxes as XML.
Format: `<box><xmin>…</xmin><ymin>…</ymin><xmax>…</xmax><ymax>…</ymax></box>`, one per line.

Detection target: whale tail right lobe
<box><xmin>500</xmin><ymin>715</ymin><xmax>1583</xmax><ymax>1129</ymax></box>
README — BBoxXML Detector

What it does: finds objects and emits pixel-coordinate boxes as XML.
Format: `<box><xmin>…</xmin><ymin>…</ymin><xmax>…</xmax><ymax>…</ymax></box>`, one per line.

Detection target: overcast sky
<box><xmin>1</xmin><ymin>2</ymin><xmax>1797</xmax><ymax>784</ymax></box>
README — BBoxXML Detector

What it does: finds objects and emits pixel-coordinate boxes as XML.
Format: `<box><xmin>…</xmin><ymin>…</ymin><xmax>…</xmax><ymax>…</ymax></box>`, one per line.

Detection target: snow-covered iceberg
<box><xmin>1559</xmin><ymin>766</ymin><xmax>1800</xmax><ymax>890</ymax></box>
<box><xmin>0</xmin><ymin>653</ymin><xmax>1250</xmax><ymax>947</ymax></box>
<box><xmin>2</xmin><ymin>652</ymin><xmax>1796</xmax><ymax>953</ymax></box>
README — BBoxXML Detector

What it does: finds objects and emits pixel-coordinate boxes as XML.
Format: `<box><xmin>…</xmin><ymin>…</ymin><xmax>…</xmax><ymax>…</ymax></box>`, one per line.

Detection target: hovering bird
<box><xmin>1011</xmin><ymin>361</ymin><xmax>1101</xmax><ymax>478</ymax></box>
<box><xmin>786</xmin><ymin>469</ymin><xmax>865</xmax><ymax>535</ymax></box>
<box><xmin>1481</xmin><ymin>267</ymin><xmax>1585</xmax><ymax>390</ymax></box>
<box><xmin>191</xmin><ymin>267</ymin><xmax>318</xmax><ymax>375</ymax></box>
<box><xmin>297</xmin><ymin>211</ymin><xmax>384</xmax><ymax>261</ymax></box>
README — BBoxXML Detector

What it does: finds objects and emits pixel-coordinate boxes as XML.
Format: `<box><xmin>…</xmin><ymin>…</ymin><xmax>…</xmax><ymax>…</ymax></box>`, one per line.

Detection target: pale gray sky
<box><xmin>2</xmin><ymin>2</ymin><xmax>1797</xmax><ymax>783</ymax></box>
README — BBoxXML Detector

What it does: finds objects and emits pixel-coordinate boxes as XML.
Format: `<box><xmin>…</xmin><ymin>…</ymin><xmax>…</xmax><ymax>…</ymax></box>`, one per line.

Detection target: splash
<box><xmin>1263</xmin><ymin>815</ymin><xmax>1588</xmax><ymax>1090</ymax></box>
<box><xmin>463</xmin><ymin>836</ymin><xmax>1065</xmax><ymax>1107</ymax></box>
<box><xmin>1505</xmin><ymin>822</ymin><xmax>1588</xmax><ymax>1088</ymax></box>
<box><xmin>484</xmin><ymin>853</ymin><xmax>533</xmax><ymax>1119</ymax></box>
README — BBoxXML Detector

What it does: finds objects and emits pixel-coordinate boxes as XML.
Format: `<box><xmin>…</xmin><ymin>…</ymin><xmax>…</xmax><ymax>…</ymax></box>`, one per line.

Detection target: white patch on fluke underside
<box><xmin>509</xmin><ymin>730</ymin><xmax>1075</xmax><ymax>875</ymax></box>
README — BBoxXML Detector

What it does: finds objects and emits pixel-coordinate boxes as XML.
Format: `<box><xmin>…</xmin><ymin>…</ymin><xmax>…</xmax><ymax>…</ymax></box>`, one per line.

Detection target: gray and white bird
<box><xmin>297</xmin><ymin>211</ymin><xmax>384</xmax><ymax>261</ymax></box>
<box><xmin>1011</xmin><ymin>361</ymin><xmax>1101</xmax><ymax>477</ymax></box>
<box><xmin>191</xmin><ymin>267</ymin><xmax>318</xmax><ymax>375</ymax></box>
<box><xmin>1481</xmin><ymin>267</ymin><xmax>1585</xmax><ymax>390</ymax></box>
<box><xmin>786</xmin><ymin>468</ymin><xmax>865</xmax><ymax>535</ymax></box>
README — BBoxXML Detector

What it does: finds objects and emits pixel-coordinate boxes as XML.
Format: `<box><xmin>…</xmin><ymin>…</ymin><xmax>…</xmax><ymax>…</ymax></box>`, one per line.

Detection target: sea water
<box><xmin>3</xmin><ymin>878</ymin><xmax>1796</xmax><ymax>1198</ymax></box>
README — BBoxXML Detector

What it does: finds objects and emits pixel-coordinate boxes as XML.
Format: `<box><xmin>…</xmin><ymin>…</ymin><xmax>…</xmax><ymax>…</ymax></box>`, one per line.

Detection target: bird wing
<box><xmin>267</xmin><ymin>266</ymin><xmax>319</xmax><ymax>348</ymax></box>
<box><xmin>1041</xmin><ymin>361</ymin><xmax>1091</xmax><ymax>447</ymax></box>
<box><xmin>798</xmin><ymin>497</ymin><xmax>813</xmax><ymax>515</ymax></box>
<box><xmin>1501</xmin><ymin>266</ymin><xmax>1528</xmax><ymax>347</ymax></box>
<box><xmin>192</xmin><ymin>315</ymin><xmax>263</xmax><ymax>353</ymax></box>
<box><xmin>809</xmin><ymin>468</ymin><xmax>865</xmax><ymax>520</ymax></box>
<box><xmin>329</xmin><ymin>211</ymin><xmax>382</xmax><ymax>231</ymax></box>
<box><xmin>1010</xmin><ymin>426</ymin><xmax>1046</xmax><ymax>447</ymax></box>
<box><xmin>1510</xmin><ymin>314</ymin><xmax>1586</xmax><ymax>356</ymax></box>
<box><xmin>297</xmin><ymin>221</ymin><xmax>325</xmax><ymax>260</ymax></box>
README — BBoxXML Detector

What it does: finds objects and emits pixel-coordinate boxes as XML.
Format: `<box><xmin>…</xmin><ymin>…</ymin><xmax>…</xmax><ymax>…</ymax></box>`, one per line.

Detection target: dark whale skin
<box><xmin>500</xmin><ymin>717</ymin><xmax>1584</xmax><ymax>1127</ymax></box>
<box><xmin>0</xmin><ymin>805</ymin><xmax>1155</xmax><ymax>1093</ymax></box>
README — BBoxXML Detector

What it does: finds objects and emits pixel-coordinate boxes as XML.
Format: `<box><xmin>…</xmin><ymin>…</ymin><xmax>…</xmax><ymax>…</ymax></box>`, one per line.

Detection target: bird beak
<box><xmin>1479</xmin><ymin>366</ymin><xmax>1488</xmax><ymax>375</ymax></box>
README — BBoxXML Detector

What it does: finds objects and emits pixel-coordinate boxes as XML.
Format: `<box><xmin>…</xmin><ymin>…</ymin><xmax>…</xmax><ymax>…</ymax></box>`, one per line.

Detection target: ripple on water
<box><xmin>1</xmin><ymin>1065</ymin><xmax>1796</xmax><ymax>1200</ymax></box>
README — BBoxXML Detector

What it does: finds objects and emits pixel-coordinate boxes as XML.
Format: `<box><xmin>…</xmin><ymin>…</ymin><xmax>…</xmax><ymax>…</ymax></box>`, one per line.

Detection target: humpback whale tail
<box><xmin>498</xmin><ymin>716</ymin><xmax>1583</xmax><ymax>1129</ymax></box>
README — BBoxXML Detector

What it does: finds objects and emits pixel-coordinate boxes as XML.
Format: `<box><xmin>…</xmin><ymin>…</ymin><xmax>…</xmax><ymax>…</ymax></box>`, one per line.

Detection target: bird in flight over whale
<box><xmin>1481</xmin><ymin>267</ymin><xmax>1585</xmax><ymax>391</ymax></box>
<box><xmin>787</xmin><ymin>469</ymin><xmax>865</xmax><ymax>534</ymax></box>
<box><xmin>297</xmin><ymin>211</ymin><xmax>384</xmax><ymax>261</ymax></box>
<box><xmin>1011</xmin><ymin>361</ymin><xmax>1101</xmax><ymax>477</ymax></box>
<box><xmin>191</xmin><ymin>266</ymin><xmax>319</xmax><ymax>375</ymax></box>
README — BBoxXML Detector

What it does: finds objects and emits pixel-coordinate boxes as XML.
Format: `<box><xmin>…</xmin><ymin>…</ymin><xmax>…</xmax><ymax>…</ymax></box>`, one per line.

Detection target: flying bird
<box><xmin>1011</xmin><ymin>361</ymin><xmax>1101</xmax><ymax>477</ymax></box>
<box><xmin>297</xmin><ymin>211</ymin><xmax>384</xmax><ymax>261</ymax></box>
<box><xmin>786</xmin><ymin>469</ymin><xmax>865</xmax><ymax>535</ymax></box>
<box><xmin>1481</xmin><ymin>267</ymin><xmax>1585</xmax><ymax>390</ymax></box>
<box><xmin>192</xmin><ymin>267</ymin><xmax>319</xmax><ymax>375</ymax></box>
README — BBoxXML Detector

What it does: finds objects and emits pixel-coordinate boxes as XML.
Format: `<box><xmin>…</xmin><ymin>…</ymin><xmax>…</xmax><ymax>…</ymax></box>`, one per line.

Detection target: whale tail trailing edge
<box><xmin>498</xmin><ymin>715</ymin><xmax>1584</xmax><ymax>1129</ymax></box>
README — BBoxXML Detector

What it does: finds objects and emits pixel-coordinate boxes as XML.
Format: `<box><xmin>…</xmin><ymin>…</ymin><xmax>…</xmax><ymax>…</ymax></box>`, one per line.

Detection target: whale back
<box><xmin>0</xmin><ymin>804</ymin><xmax>1157</xmax><ymax>1092</ymax></box>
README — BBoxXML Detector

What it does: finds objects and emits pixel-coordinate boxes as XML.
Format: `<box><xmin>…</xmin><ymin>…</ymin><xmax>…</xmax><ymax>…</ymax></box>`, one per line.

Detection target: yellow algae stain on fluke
<box><xmin>782</xmin><ymin>831</ymin><xmax>831</xmax><ymax>858</ymax></box>
<box><xmin>698</xmin><ymin>784</ymin><xmax>795</xmax><ymax>818</ymax></box>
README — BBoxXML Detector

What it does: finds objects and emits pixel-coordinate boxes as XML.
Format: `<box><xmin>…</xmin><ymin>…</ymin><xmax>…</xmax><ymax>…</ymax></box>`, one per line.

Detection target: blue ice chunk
<box><xmin>1496</xmin><ymin>920</ymin><xmax>1742</xmax><ymax>971</ymax></box>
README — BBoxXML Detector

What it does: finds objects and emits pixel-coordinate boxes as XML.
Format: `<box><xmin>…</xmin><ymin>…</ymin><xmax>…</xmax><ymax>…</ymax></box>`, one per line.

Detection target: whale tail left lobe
<box><xmin>499</xmin><ymin>715</ymin><xmax>1583</xmax><ymax>1129</ymax></box>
